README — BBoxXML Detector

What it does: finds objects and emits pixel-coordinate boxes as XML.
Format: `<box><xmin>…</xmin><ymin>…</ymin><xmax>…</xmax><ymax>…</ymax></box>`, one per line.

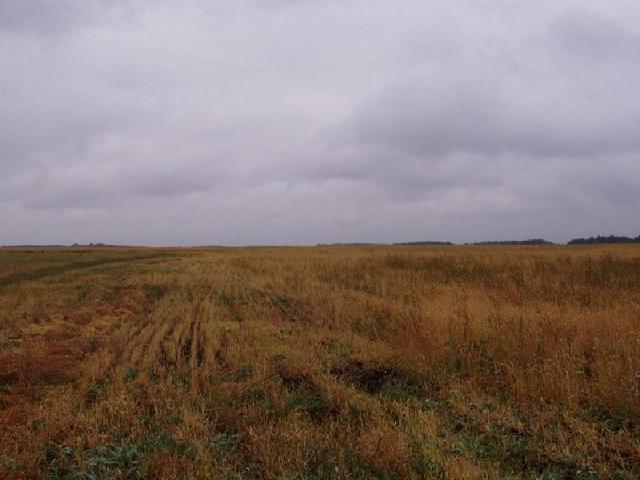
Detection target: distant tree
<box><xmin>568</xmin><ymin>234</ymin><xmax>640</xmax><ymax>245</ymax></box>
<box><xmin>471</xmin><ymin>239</ymin><xmax>554</xmax><ymax>246</ymax></box>
<box><xmin>392</xmin><ymin>241</ymin><xmax>454</xmax><ymax>246</ymax></box>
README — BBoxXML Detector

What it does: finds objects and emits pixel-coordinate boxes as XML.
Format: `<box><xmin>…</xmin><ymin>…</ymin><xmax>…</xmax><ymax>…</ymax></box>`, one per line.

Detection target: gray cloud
<box><xmin>0</xmin><ymin>0</ymin><xmax>86</xmax><ymax>33</ymax></box>
<box><xmin>0</xmin><ymin>0</ymin><xmax>134</xmax><ymax>36</ymax></box>
<box><xmin>1</xmin><ymin>0</ymin><xmax>640</xmax><ymax>245</ymax></box>
<box><xmin>343</xmin><ymin>73</ymin><xmax>640</xmax><ymax>157</ymax></box>
<box><xmin>549</xmin><ymin>8</ymin><xmax>640</xmax><ymax>61</ymax></box>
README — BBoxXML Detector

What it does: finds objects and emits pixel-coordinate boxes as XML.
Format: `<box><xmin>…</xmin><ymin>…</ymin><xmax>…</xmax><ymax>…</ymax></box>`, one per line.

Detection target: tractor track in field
<box><xmin>0</xmin><ymin>253</ymin><xmax>182</xmax><ymax>290</ymax></box>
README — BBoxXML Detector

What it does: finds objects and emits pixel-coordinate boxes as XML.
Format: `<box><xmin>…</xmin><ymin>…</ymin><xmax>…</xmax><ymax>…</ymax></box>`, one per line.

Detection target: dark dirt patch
<box><xmin>181</xmin><ymin>336</ymin><xmax>192</xmax><ymax>363</ymax></box>
<box><xmin>278</xmin><ymin>371</ymin><xmax>338</xmax><ymax>422</ymax></box>
<box><xmin>330</xmin><ymin>361</ymin><xmax>425</xmax><ymax>400</ymax></box>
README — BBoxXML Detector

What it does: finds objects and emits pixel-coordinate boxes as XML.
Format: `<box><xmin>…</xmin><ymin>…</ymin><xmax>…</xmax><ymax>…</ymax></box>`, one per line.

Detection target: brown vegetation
<box><xmin>0</xmin><ymin>246</ymin><xmax>638</xmax><ymax>479</ymax></box>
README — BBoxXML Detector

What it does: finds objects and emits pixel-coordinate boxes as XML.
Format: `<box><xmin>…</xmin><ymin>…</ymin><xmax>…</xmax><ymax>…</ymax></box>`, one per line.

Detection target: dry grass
<box><xmin>0</xmin><ymin>245</ymin><xmax>639</xmax><ymax>479</ymax></box>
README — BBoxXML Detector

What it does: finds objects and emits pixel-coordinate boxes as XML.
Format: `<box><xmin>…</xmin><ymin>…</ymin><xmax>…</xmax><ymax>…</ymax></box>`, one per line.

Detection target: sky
<box><xmin>1</xmin><ymin>0</ymin><xmax>639</xmax><ymax>246</ymax></box>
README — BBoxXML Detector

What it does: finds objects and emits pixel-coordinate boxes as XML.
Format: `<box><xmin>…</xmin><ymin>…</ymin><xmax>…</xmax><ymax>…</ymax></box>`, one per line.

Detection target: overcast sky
<box><xmin>1</xmin><ymin>0</ymin><xmax>639</xmax><ymax>245</ymax></box>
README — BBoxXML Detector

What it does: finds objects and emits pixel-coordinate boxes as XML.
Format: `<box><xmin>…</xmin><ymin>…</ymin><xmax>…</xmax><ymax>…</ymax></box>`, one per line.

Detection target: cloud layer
<box><xmin>1</xmin><ymin>0</ymin><xmax>639</xmax><ymax>245</ymax></box>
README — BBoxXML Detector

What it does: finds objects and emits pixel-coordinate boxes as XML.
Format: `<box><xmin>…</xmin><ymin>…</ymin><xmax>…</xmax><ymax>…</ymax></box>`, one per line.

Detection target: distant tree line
<box><xmin>568</xmin><ymin>235</ymin><xmax>640</xmax><ymax>245</ymax></box>
<box><xmin>392</xmin><ymin>241</ymin><xmax>454</xmax><ymax>246</ymax></box>
<box><xmin>467</xmin><ymin>239</ymin><xmax>554</xmax><ymax>246</ymax></box>
<box><xmin>4</xmin><ymin>235</ymin><xmax>640</xmax><ymax>249</ymax></box>
<box><xmin>315</xmin><ymin>242</ymin><xmax>386</xmax><ymax>247</ymax></box>
<box><xmin>0</xmin><ymin>245</ymin><xmax>67</xmax><ymax>248</ymax></box>
<box><xmin>1</xmin><ymin>243</ymin><xmax>124</xmax><ymax>248</ymax></box>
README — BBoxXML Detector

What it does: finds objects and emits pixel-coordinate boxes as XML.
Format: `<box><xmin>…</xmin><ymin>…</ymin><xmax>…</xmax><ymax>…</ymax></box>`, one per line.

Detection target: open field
<box><xmin>0</xmin><ymin>246</ymin><xmax>639</xmax><ymax>479</ymax></box>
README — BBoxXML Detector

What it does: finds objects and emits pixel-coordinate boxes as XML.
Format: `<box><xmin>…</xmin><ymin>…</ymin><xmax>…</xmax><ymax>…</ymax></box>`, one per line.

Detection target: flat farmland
<box><xmin>0</xmin><ymin>246</ymin><xmax>639</xmax><ymax>479</ymax></box>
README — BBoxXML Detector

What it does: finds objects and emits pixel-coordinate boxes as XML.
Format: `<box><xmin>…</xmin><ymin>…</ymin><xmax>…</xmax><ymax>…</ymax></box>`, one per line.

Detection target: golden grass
<box><xmin>0</xmin><ymin>245</ymin><xmax>638</xmax><ymax>479</ymax></box>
